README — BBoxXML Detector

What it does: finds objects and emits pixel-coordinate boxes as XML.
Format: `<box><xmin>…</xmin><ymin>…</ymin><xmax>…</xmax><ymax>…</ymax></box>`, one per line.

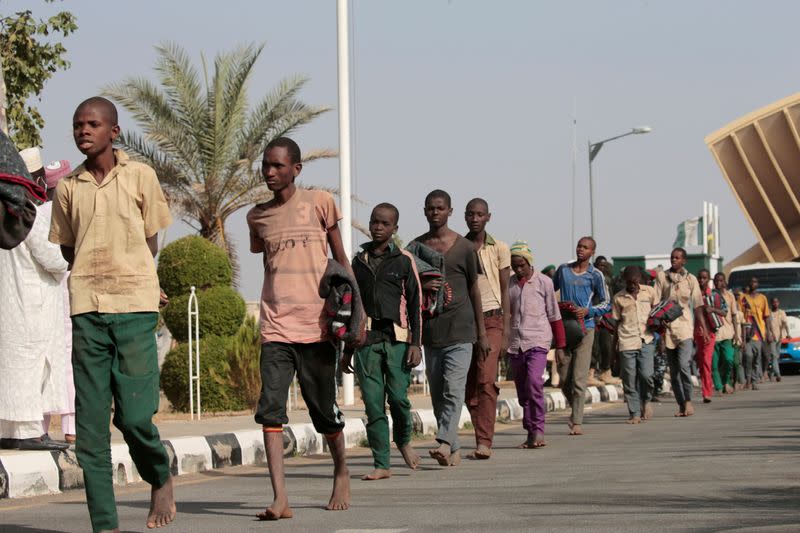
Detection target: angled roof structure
<box><xmin>706</xmin><ymin>92</ymin><xmax>800</xmax><ymax>271</ymax></box>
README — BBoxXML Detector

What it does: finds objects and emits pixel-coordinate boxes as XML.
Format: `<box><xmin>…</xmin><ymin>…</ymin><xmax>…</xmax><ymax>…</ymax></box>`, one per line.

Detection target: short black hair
<box><xmin>372</xmin><ymin>202</ymin><xmax>399</xmax><ymax>224</ymax></box>
<box><xmin>672</xmin><ymin>247</ymin><xmax>687</xmax><ymax>259</ymax></box>
<box><xmin>579</xmin><ymin>236</ymin><xmax>597</xmax><ymax>250</ymax></box>
<box><xmin>595</xmin><ymin>255</ymin><xmax>608</xmax><ymax>264</ymax></box>
<box><xmin>623</xmin><ymin>265</ymin><xmax>641</xmax><ymax>282</ymax></box>
<box><xmin>698</xmin><ymin>268</ymin><xmax>710</xmax><ymax>277</ymax></box>
<box><xmin>425</xmin><ymin>189</ymin><xmax>451</xmax><ymax>208</ymax></box>
<box><xmin>75</xmin><ymin>96</ymin><xmax>118</xmax><ymax>125</ymax></box>
<box><xmin>713</xmin><ymin>272</ymin><xmax>726</xmax><ymax>281</ymax></box>
<box><xmin>466</xmin><ymin>197</ymin><xmax>488</xmax><ymax>211</ymax></box>
<box><xmin>265</xmin><ymin>137</ymin><xmax>302</xmax><ymax>164</ymax></box>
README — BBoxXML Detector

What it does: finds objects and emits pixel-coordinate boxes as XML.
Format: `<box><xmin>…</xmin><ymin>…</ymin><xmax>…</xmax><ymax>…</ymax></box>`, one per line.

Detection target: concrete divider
<box><xmin>0</xmin><ymin>383</ymin><xmax>630</xmax><ymax>500</ymax></box>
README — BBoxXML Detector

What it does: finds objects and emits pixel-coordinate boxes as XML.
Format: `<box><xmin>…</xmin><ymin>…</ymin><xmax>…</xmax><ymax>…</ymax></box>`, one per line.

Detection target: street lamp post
<box><xmin>588</xmin><ymin>126</ymin><xmax>651</xmax><ymax>238</ymax></box>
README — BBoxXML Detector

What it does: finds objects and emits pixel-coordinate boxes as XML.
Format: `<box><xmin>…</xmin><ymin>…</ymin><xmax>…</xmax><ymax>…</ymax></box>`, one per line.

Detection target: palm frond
<box><xmin>302</xmin><ymin>148</ymin><xmax>338</xmax><ymax>163</ymax></box>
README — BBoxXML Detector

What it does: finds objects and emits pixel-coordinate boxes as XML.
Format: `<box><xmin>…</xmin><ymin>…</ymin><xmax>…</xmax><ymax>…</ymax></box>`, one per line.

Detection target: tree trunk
<box><xmin>0</xmin><ymin>55</ymin><xmax>8</xmax><ymax>135</ymax></box>
<box><xmin>200</xmin><ymin>217</ymin><xmax>239</xmax><ymax>288</ymax></box>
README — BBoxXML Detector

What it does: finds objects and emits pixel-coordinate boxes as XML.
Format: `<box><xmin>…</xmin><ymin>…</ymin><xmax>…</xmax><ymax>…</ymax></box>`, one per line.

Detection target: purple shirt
<box><xmin>508</xmin><ymin>271</ymin><xmax>561</xmax><ymax>353</ymax></box>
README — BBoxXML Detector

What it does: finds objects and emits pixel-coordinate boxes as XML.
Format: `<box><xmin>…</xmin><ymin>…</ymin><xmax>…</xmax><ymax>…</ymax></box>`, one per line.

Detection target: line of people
<box><xmin>1</xmin><ymin>95</ymin><xmax>787</xmax><ymax>533</ymax></box>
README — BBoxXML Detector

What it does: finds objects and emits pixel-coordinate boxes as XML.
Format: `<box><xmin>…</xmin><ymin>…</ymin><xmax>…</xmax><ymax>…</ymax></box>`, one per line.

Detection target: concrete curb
<box><xmin>0</xmin><ymin>383</ymin><xmax>630</xmax><ymax>500</ymax></box>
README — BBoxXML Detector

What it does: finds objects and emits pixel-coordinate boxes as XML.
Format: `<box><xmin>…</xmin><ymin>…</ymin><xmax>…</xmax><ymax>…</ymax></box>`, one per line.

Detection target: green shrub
<box><xmin>213</xmin><ymin>316</ymin><xmax>262</xmax><ymax>411</ymax></box>
<box><xmin>160</xmin><ymin>335</ymin><xmax>247</xmax><ymax>413</ymax></box>
<box><xmin>161</xmin><ymin>285</ymin><xmax>246</xmax><ymax>342</ymax></box>
<box><xmin>157</xmin><ymin>236</ymin><xmax>232</xmax><ymax>298</ymax></box>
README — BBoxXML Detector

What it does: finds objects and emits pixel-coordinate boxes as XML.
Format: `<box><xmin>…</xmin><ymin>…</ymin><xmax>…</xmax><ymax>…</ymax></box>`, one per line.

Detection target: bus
<box><xmin>728</xmin><ymin>262</ymin><xmax>800</xmax><ymax>371</ymax></box>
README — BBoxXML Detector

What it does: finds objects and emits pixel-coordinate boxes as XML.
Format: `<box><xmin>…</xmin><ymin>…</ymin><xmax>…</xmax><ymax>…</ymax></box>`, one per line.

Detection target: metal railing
<box><xmin>187</xmin><ymin>286</ymin><xmax>201</xmax><ymax>420</ymax></box>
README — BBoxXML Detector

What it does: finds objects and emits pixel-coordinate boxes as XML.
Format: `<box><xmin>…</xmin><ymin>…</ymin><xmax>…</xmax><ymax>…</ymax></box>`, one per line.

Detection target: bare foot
<box><xmin>626</xmin><ymin>416</ymin><xmax>641</xmax><ymax>424</ymax></box>
<box><xmin>256</xmin><ymin>496</ymin><xmax>293</xmax><ymax>520</ymax></box>
<box><xmin>98</xmin><ymin>529</ymin><xmax>121</xmax><ymax>533</ymax></box>
<box><xmin>399</xmin><ymin>444</ymin><xmax>420</xmax><ymax>470</ymax></box>
<box><xmin>642</xmin><ymin>402</ymin><xmax>653</xmax><ymax>420</ymax></box>
<box><xmin>326</xmin><ymin>465</ymin><xmax>351</xmax><ymax>511</ymax></box>
<box><xmin>724</xmin><ymin>384</ymin><xmax>734</xmax><ymax>394</ymax></box>
<box><xmin>361</xmin><ymin>468</ymin><xmax>391</xmax><ymax>481</ymax></box>
<box><xmin>517</xmin><ymin>438</ymin><xmax>536</xmax><ymax>449</ymax></box>
<box><xmin>684</xmin><ymin>401</ymin><xmax>695</xmax><ymax>416</ymax></box>
<box><xmin>448</xmin><ymin>449</ymin><xmax>461</xmax><ymax>466</ymax></box>
<box><xmin>429</xmin><ymin>443</ymin><xmax>451</xmax><ymax>466</ymax></box>
<box><xmin>472</xmin><ymin>444</ymin><xmax>492</xmax><ymax>460</ymax></box>
<box><xmin>568</xmin><ymin>423</ymin><xmax>583</xmax><ymax>436</ymax></box>
<box><xmin>146</xmin><ymin>477</ymin><xmax>176</xmax><ymax>529</ymax></box>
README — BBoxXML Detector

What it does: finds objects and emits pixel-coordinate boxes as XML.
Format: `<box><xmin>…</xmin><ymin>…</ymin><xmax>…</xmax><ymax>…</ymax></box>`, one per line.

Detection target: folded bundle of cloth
<box><xmin>319</xmin><ymin>259</ymin><xmax>366</xmax><ymax>349</ymax></box>
<box><xmin>0</xmin><ymin>132</ymin><xmax>46</xmax><ymax>249</ymax></box>
<box><xmin>558</xmin><ymin>301</ymin><xmax>586</xmax><ymax>349</ymax></box>
<box><xmin>405</xmin><ymin>240</ymin><xmax>448</xmax><ymax>318</ymax></box>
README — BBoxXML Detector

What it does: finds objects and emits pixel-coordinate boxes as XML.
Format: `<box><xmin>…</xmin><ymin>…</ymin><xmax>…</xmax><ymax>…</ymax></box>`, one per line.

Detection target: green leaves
<box><xmin>102</xmin><ymin>41</ymin><xmax>334</xmax><ymax>273</ymax></box>
<box><xmin>0</xmin><ymin>4</ymin><xmax>78</xmax><ymax>148</ymax></box>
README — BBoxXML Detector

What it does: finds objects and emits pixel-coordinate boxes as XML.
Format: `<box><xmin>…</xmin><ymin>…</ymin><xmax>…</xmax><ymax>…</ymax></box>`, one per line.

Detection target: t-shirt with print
<box><xmin>246</xmin><ymin>188</ymin><xmax>342</xmax><ymax>344</ymax></box>
<box><xmin>417</xmin><ymin>235</ymin><xmax>479</xmax><ymax>348</ymax></box>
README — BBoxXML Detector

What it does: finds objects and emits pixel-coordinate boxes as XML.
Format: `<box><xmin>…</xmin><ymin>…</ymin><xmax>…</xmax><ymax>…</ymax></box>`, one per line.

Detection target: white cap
<box><xmin>19</xmin><ymin>147</ymin><xmax>43</xmax><ymax>173</ymax></box>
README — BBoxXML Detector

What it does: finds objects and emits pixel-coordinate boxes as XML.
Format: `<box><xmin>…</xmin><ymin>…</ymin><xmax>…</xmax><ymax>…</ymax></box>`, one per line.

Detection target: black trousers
<box><xmin>255</xmin><ymin>341</ymin><xmax>345</xmax><ymax>435</ymax></box>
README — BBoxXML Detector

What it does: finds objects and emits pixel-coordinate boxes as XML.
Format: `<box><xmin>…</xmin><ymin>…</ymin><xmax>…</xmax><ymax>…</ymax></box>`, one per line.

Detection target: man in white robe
<box><xmin>0</xmin><ymin>148</ymin><xmax>70</xmax><ymax>451</ymax></box>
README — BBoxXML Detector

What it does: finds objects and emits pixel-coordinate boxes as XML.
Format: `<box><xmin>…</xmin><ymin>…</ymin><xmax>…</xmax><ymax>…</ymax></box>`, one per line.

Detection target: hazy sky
<box><xmin>16</xmin><ymin>0</ymin><xmax>800</xmax><ymax>301</ymax></box>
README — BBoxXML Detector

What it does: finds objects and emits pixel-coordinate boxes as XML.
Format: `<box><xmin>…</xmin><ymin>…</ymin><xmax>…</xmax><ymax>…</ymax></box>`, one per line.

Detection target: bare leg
<box><xmin>684</xmin><ymin>400</ymin><xmax>695</xmax><ymax>416</ymax></box>
<box><xmin>146</xmin><ymin>476</ymin><xmax>176</xmax><ymax>529</ymax></box>
<box><xmin>429</xmin><ymin>442</ymin><xmax>451</xmax><ymax>466</ymax></box>
<box><xmin>361</xmin><ymin>468</ymin><xmax>391</xmax><ymax>481</ymax></box>
<box><xmin>642</xmin><ymin>402</ymin><xmax>653</xmax><ymax>420</ymax></box>
<box><xmin>326</xmin><ymin>432</ymin><xmax>351</xmax><ymax>511</ymax></box>
<box><xmin>257</xmin><ymin>430</ymin><xmax>292</xmax><ymax>520</ymax></box>
<box><xmin>399</xmin><ymin>444</ymin><xmax>420</xmax><ymax>470</ymax></box>
<box><xmin>568</xmin><ymin>422</ymin><xmax>583</xmax><ymax>436</ymax></box>
<box><xmin>448</xmin><ymin>449</ymin><xmax>461</xmax><ymax>466</ymax></box>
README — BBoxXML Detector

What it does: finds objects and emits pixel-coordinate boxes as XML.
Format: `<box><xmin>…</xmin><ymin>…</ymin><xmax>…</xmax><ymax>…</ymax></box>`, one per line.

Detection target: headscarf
<box><xmin>510</xmin><ymin>240</ymin><xmax>534</xmax><ymax>266</ymax></box>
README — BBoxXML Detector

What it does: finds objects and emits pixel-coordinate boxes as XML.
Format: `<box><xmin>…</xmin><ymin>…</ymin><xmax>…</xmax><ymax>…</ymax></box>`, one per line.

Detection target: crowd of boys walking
<box><xmin>0</xmin><ymin>96</ymin><xmax>788</xmax><ymax>532</ymax></box>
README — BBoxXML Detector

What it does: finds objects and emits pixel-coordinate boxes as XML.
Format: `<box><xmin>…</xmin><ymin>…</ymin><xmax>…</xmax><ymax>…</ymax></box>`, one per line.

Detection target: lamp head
<box><xmin>632</xmin><ymin>126</ymin><xmax>652</xmax><ymax>134</ymax></box>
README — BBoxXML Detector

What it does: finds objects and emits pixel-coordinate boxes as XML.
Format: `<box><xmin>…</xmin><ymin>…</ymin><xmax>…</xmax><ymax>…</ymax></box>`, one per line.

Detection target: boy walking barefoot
<box><xmin>654</xmin><ymin>248</ymin><xmax>703</xmax><ymax>417</ymax></box>
<box><xmin>414</xmin><ymin>190</ymin><xmax>487</xmax><ymax>466</ymax></box>
<box><xmin>553</xmin><ymin>237</ymin><xmax>611</xmax><ymax>435</ymax></box>
<box><xmin>612</xmin><ymin>266</ymin><xmax>659</xmax><ymax>424</ymax></box>
<box><xmin>49</xmin><ymin>97</ymin><xmax>175</xmax><ymax>533</ymax></box>
<box><xmin>246</xmin><ymin>138</ymin><xmax>361</xmax><ymax>518</ymax></box>
<box><xmin>464</xmin><ymin>198</ymin><xmax>510</xmax><ymax>459</ymax></box>
<box><xmin>507</xmin><ymin>242</ymin><xmax>564</xmax><ymax>448</ymax></box>
<box><xmin>343</xmin><ymin>203</ymin><xmax>423</xmax><ymax>480</ymax></box>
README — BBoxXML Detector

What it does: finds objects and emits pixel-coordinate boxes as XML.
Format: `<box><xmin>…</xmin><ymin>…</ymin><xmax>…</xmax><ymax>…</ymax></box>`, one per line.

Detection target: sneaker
<box><xmin>598</xmin><ymin>370</ymin><xmax>622</xmax><ymax>385</ymax></box>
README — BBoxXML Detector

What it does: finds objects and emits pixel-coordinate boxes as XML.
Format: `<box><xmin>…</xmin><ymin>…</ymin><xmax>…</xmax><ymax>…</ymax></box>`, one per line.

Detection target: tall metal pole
<box><xmin>337</xmin><ymin>0</ymin><xmax>355</xmax><ymax>406</ymax></box>
<box><xmin>571</xmin><ymin>101</ymin><xmax>577</xmax><ymax>250</ymax></box>
<box><xmin>588</xmin><ymin>140</ymin><xmax>595</xmax><ymax>238</ymax></box>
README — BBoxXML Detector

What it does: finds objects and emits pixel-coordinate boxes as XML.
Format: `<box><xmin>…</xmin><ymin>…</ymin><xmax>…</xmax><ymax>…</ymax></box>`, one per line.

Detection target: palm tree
<box><xmin>103</xmin><ymin>42</ymin><xmax>335</xmax><ymax>267</ymax></box>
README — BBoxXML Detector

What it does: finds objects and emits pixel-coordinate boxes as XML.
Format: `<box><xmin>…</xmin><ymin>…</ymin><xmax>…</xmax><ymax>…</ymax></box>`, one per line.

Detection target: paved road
<box><xmin>2</xmin><ymin>377</ymin><xmax>798</xmax><ymax>533</ymax></box>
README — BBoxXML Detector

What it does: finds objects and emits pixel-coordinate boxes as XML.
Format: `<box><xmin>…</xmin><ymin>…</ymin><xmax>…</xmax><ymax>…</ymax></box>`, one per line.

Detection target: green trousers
<box><xmin>712</xmin><ymin>339</ymin><xmax>735</xmax><ymax>391</ymax></box>
<box><xmin>355</xmin><ymin>340</ymin><xmax>414</xmax><ymax>470</ymax></box>
<box><xmin>72</xmin><ymin>312</ymin><xmax>171</xmax><ymax>533</ymax></box>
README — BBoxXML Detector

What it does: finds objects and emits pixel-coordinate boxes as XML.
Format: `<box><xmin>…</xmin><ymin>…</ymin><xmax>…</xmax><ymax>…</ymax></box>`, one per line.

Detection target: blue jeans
<box><xmin>768</xmin><ymin>340</ymin><xmax>782</xmax><ymax>378</ymax></box>
<box><xmin>424</xmin><ymin>343</ymin><xmax>472</xmax><ymax>452</ymax></box>
<box><xmin>743</xmin><ymin>339</ymin><xmax>763</xmax><ymax>385</ymax></box>
<box><xmin>619</xmin><ymin>342</ymin><xmax>655</xmax><ymax>417</ymax></box>
<box><xmin>667</xmin><ymin>339</ymin><xmax>694</xmax><ymax>408</ymax></box>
